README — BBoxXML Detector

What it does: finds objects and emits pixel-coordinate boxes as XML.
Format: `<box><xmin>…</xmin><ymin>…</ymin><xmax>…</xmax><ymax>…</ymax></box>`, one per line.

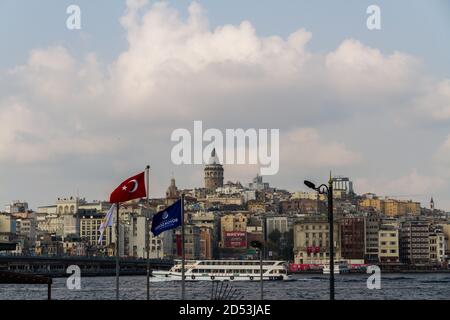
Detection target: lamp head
<box><xmin>304</xmin><ymin>180</ymin><xmax>316</xmax><ymax>190</ymax></box>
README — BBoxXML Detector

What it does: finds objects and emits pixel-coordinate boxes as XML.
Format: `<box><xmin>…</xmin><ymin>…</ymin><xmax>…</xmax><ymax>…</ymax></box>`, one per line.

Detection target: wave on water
<box><xmin>295</xmin><ymin>278</ymin><xmax>322</xmax><ymax>282</ymax></box>
<box><xmin>339</xmin><ymin>279</ymin><xmax>361</xmax><ymax>283</ymax></box>
<box><xmin>383</xmin><ymin>276</ymin><xmax>414</xmax><ymax>281</ymax></box>
<box><xmin>308</xmin><ymin>276</ymin><xmax>326</xmax><ymax>280</ymax></box>
<box><xmin>149</xmin><ymin>278</ymin><xmax>178</xmax><ymax>282</ymax></box>
<box><xmin>420</xmin><ymin>279</ymin><xmax>450</xmax><ymax>284</ymax></box>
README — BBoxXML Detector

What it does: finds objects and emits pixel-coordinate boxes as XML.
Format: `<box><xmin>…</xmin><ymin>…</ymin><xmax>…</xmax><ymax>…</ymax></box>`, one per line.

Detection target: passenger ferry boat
<box><xmin>152</xmin><ymin>260</ymin><xmax>292</xmax><ymax>281</ymax></box>
<box><xmin>322</xmin><ymin>261</ymin><xmax>349</xmax><ymax>274</ymax></box>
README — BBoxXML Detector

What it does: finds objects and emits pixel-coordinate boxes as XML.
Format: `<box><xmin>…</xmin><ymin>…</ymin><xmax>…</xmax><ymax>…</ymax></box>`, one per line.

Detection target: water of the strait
<box><xmin>1</xmin><ymin>273</ymin><xmax>449</xmax><ymax>300</ymax></box>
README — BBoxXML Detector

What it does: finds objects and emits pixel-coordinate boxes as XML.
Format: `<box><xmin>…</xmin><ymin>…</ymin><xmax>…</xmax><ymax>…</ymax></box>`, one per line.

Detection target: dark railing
<box><xmin>0</xmin><ymin>270</ymin><xmax>52</xmax><ymax>300</ymax></box>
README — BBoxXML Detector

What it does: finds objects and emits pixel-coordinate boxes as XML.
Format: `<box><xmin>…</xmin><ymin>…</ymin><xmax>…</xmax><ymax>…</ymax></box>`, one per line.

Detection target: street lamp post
<box><xmin>304</xmin><ymin>174</ymin><xmax>334</xmax><ymax>300</ymax></box>
<box><xmin>145</xmin><ymin>165</ymin><xmax>151</xmax><ymax>301</ymax></box>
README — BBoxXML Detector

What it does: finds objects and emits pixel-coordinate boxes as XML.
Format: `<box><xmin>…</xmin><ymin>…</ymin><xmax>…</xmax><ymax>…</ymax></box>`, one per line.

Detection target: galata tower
<box><xmin>204</xmin><ymin>148</ymin><xmax>224</xmax><ymax>192</ymax></box>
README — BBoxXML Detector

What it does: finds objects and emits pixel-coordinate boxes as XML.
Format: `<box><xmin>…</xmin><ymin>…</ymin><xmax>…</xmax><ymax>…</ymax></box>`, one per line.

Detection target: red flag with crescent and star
<box><xmin>110</xmin><ymin>171</ymin><xmax>146</xmax><ymax>203</ymax></box>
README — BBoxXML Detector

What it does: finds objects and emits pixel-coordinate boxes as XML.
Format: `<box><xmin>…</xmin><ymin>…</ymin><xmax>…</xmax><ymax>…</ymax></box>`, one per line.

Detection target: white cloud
<box><xmin>0</xmin><ymin>98</ymin><xmax>119</xmax><ymax>164</ymax></box>
<box><xmin>414</xmin><ymin>79</ymin><xmax>450</xmax><ymax>120</ymax></box>
<box><xmin>0</xmin><ymin>100</ymin><xmax>34</xmax><ymax>156</ymax></box>
<box><xmin>281</xmin><ymin>128</ymin><xmax>362</xmax><ymax>168</ymax></box>
<box><xmin>10</xmin><ymin>46</ymin><xmax>105</xmax><ymax>108</ymax></box>
<box><xmin>109</xmin><ymin>1</ymin><xmax>313</xmax><ymax>113</ymax></box>
<box><xmin>433</xmin><ymin>134</ymin><xmax>450</xmax><ymax>176</ymax></box>
<box><xmin>325</xmin><ymin>39</ymin><xmax>422</xmax><ymax>103</ymax></box>
<box><xmin>10</xmin><ymin>46</ymin><xmax>75</xmax><ymax>103</ymax></box>
<box><xmin>355</xmin><ymin>169</ymin><xmax>446</xmax><ymax>198</ymax></box>
<box><xmin>384</xmin><ymin>170</ymin><xmax>446</xmax><ymax>195</ymax></box>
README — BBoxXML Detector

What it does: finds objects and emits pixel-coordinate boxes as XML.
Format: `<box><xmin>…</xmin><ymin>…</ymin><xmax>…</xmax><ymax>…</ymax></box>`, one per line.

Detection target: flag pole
<box><xmin>145</xmin><ymin>165</ymin><xmax>150</xmax><ymax>301</ymax></box>
<box><xmin>181</xmin><ymin>193</ymin><xmax>185</xmax><ymax>300</ymax></box>
<box><xmin>115</xmin><ymin>202</ymin><xmax>120</xmax><ymax>300</ymax></box>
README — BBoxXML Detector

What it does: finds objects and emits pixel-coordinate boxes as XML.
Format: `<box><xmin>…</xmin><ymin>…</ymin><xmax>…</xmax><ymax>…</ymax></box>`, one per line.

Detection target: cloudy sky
<box><xmin>1</xmin><ymin>0</ymin><xmax>450</xmax><ymax>210</ymax></box>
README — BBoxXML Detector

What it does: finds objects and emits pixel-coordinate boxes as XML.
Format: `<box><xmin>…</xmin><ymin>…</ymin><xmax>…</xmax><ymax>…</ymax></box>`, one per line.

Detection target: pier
<box><xmin>0</xmin><ymin>255</ymin><xmax>173</xmax><ymax>277</ymax></box>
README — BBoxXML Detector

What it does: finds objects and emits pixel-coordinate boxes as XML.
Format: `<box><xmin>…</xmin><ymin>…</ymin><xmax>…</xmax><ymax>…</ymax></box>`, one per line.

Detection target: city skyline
<box><xmin>1</xmin><ymin>0</ymin><xmax>450</xmax><ymax>210</ymax></box>
<box><xmin>3</xmin><ymin>171</ymin><xmax>444</xmax><ymax>214</ymax></box>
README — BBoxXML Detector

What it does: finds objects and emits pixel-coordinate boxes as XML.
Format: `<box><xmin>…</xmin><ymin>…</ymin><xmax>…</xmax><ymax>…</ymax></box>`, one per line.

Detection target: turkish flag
<box><xmin>110</xmin><ymin>171</ymin><xmax>146</xmax><ymax>203</ymax></box>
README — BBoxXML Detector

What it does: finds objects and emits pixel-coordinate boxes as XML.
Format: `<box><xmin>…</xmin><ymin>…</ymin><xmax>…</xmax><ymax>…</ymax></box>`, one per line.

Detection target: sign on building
<box><xmin>224</xmin><ymin>231</ymin><xmax>247</xmax><ymax>248</ymax></box>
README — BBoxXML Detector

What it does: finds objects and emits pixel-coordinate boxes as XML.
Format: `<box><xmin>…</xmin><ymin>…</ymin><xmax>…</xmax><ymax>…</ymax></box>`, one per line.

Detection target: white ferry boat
<box><xmin>152</xmin><ymin>260</ymin><xmax>292</xmax><ymax>281</ymax></box>
<box><xmin>322</xmin><ymin>261</ymin><xmax>349</xmax><ymax>274</ymax></box>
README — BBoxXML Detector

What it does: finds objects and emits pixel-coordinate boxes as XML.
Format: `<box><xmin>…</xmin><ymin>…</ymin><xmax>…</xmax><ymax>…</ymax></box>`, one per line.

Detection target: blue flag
<box><xmin>151</xmin><ymin>199</ymin><xmax>182</xmax><ymax>236</ymax></box>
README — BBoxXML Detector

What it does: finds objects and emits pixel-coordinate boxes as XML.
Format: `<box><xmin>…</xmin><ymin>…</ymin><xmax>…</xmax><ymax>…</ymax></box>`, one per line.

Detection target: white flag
<box><xmin>98</xmin><ymin>203</ymin><xmax>115</xmax><ymax>244</ymax></box>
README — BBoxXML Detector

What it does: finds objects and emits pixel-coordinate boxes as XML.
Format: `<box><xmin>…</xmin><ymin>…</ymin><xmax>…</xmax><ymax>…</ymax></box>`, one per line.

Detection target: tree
<box><xmin>280</xmin><ymin>230</ymin><xmax>294</xmax><ymax>261</ymax></box>
<box><xmin>266</xmin><ymin>229</ymin><xmax>294</xmax><ymax>260</ymax></box>
<box><xmin>268</xmin><ymin>229</ymin><xmax>281</xmax><ymax>244</ymax></box>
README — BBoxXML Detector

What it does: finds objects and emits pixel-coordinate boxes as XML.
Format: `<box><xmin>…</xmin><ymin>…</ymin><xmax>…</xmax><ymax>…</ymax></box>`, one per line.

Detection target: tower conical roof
<box><xmin>207</xmin><ymin>148</ymin><xmax>221</xmax><ymax>165</ymax></box>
